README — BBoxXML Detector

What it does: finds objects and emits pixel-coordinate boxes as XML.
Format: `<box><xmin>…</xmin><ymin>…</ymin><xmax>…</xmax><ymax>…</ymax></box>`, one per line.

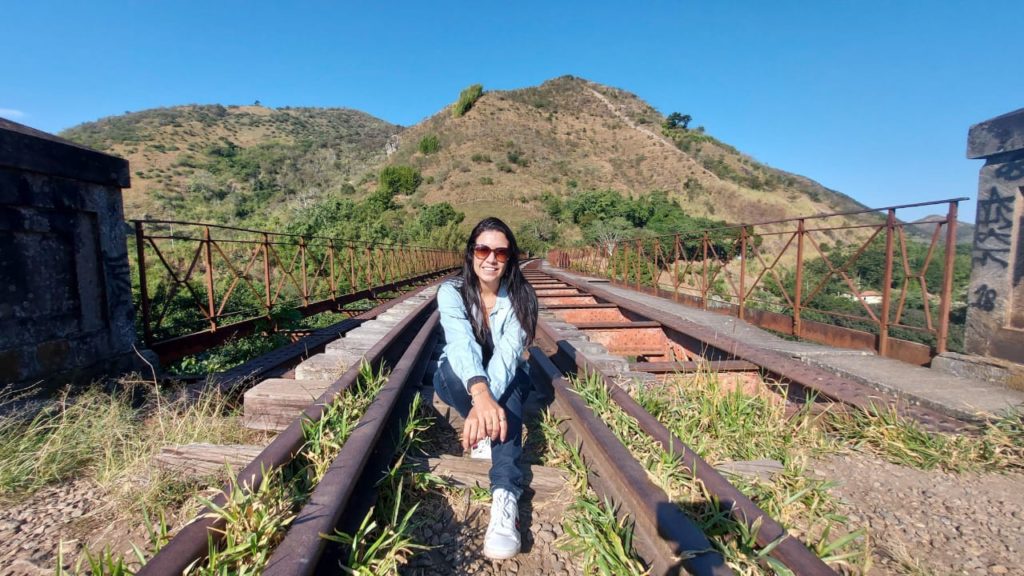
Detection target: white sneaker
<box><xmin>471</xmin><ymin>437</ymin><xmax>492</xmax><ymax>460</ymax></box>
<box><xmin>483</xmin><ymin>488</ymin><xmax>520</xmax><ymax>560</ymax></box>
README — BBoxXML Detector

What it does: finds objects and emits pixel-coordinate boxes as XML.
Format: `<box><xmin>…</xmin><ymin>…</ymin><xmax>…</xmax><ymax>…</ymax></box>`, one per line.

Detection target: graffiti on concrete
<box><xmin>994</xmin><ymin>158</ymin><xmax>1024</xmax><ymax>180</ymax></box>
<box><xmin>972</xmin><ymin>187</ymin><xmax>1015</xmax><ymax>268</ymax></box>
<box><xmin>972</xmin><ymin>284</ymin><xmax>998</xmax><ymax>312</ymax></box>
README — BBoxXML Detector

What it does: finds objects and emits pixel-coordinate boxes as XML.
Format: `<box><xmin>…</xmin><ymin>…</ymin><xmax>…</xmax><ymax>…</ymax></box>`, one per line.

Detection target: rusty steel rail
<box><xmin>137</xmin><ymin>289</ymin><xmax>437</xmax><ymax>576</ymax></box>
<box><xmin>199</xmin><ymin>276</ymin><xmax>452</xmax><ymax>395</ymax></box>
<box><xmin>541</xmin><ymin>336</ymin><xmax>835</xmax><ymax>575</ymax></box>
<box><xmin>153</xmin><ymin>267</ymin><xmax>450</xmax><ymax>364</ymax></box>
<box><xmin>537</xmin><ymin>266</ymin><xmax>971</xmax><ymax>434</ymax></box>
<box><xmin>264</xmin><ymin>311</ymin><xmax>439</xmax><ymax>575</ymax></box>
<box><xmin>549</xmin><ymin>198</ymin><xmax>967</xmax><ymax>365</ymax></box>
<box><xmin>131</xmin><ymin>219</ymin><xmax>459</xmax><ymax>362</ymax></box>
<box><xmin>528</xmin><ymin>349</ymin><xmax>731</xmax><ymax>575</ymax></box>
<box><xmin>524</xmin><ymin>266</ymin><xmax>837</xmax><ymax>574</ymax></box>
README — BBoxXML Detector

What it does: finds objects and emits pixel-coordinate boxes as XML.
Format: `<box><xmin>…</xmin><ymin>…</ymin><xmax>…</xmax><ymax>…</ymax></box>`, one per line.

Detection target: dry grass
<box><xmin>0</xmin><ymin>377</ymin><xmax>256</xmax><ymax>506</ymax></box>
<box><xmin>577</xmin><ymin>370</ymin><xmax>871</xmax><ymax>574</ymax></box>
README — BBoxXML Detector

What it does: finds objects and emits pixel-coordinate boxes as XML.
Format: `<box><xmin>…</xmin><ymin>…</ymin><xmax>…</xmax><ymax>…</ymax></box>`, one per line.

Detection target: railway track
<box><xmin>143</xmin><ymin>281</ymin><xmax>442</xmax><ymax>575</ymax></box>
<box><xmin>137</xmin><ymin>261</ymin><xmax>978</xmax><ymax>575</ymax></box>
<box><xmin>527</xmin><ymin>264</ymin><xmax>971</xmax><ymax>435</ymax></box>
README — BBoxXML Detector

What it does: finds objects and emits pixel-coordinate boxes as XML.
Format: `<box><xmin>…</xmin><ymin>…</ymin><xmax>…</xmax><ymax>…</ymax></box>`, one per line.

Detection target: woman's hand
<box><xmin>462</xmin><ymin>383</ymin><xmax>507</xmax><ymax>450</ymax></box>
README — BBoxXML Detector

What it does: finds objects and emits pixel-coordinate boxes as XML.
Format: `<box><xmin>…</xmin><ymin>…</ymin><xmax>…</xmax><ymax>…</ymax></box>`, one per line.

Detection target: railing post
<box><xmin>134</xmin><ymin>221</ymin><xmax>153</xmax><ymax>347</ymax></box>
<box><xmin>348</xmin><ymin>245</ymin><xmax>356</xmax><ymax>290</ymax></box>
<box><xmin>364</xmin><ymin>245</ymin><xmax>374</xmax><ymax>287</ymax></box>
<box><xmin>263</xmin><ymin>233</ymin><xmax>272</xmax><ymax>315</ymax></box>
<box><xmin>793</xmin><ymin>219</ymin><xmax>805</xmax><ymax>338</ymax></box>
<box><xmin>878</xmin><ymin>209</ymin><xmax>897</xmax><ymax>356</ymax></box>
<box><xmin>672</xmin><ymin>234</ymin><xmax>680</xmax><ymax>302</ymax></box>
<box><xmin>702</xmin><ymin>232</ymin><xmax>709</xmax><ymax>310</ymax></box>
<box><xmin>203</xmin><ymin>226</ymin><xmax>216</xmax><ymax>331</ymax></box>
<box><xmin>635</xmin><ymin>239</ymin><xmax>642</xmax><ymax>290</ymax></box>
<box><xmin>738</xmin><ymin>227</ymin><xmax>747</xmax><ymax>320</ymax></box>
<box><xmin>328</xmin><ymin>239</ymin><xmax>337</xmax><ymax>300</ymax></box>
<box><xmin>936</xmin><ymin>201</ymin><xmax>959</xmax><ymax>353</ymax></box>
<box><xmin>375</xmin><ymin>247</ymin><xmax>385</xmax><ymax>284</ymax></box>
<box><xmin>299</xmin><ymin>236</ymin><xmax>309</xmax><ymax>306</ymax></box>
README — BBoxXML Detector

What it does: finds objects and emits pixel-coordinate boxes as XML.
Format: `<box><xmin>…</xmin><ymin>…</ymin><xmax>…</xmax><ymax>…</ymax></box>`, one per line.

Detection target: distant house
<box><xmin>848</xmin><ymin>290</ymin><xmax>883</xmax><ymax>305</ymax></box>
<box><xmin>859</xmin><ymin>290</ymin><xmax>883</xmax><ymax>304</ymax></box>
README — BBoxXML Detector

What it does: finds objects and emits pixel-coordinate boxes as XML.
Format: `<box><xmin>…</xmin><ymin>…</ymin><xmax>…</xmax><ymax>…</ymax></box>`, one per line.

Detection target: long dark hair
<box><xmin>458</xmin><ymin>217</ymin><xmax>538</xmax><ymax>348</ymax></box>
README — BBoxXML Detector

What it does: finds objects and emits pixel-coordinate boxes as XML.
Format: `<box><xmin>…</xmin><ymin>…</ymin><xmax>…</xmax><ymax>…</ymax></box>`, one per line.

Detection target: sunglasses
<box><xmin>472</xmin><ymin>244</ymin><xmax>511</xmax><ymax>263</ymax></box>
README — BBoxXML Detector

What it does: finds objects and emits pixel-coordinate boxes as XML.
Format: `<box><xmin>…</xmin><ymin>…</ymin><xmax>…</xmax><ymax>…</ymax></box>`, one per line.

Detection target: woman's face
<box><xmin>472</xmin><ymin>229</ymin><xmax>509</xmax><ymax>287</ymax></box>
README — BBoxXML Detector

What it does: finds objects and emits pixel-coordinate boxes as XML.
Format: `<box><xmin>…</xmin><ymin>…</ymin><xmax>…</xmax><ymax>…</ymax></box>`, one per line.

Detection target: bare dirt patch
<box><xmin>812</xmin><ymin>452</ymin><xmax>1023</xmax><ymax>575</ymax></box>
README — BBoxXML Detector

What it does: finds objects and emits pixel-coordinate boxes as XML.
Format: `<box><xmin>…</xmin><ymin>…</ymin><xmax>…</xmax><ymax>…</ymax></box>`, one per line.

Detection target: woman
<box><xmin>433</xmin><ymin>217</ymin><xmax>538</xmax><ymax>560</ymax></box>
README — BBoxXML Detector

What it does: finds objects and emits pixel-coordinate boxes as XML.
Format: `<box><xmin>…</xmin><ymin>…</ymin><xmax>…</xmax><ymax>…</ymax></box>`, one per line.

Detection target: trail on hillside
<box><xmin>585</xmin><ymin>86</ymin><xmax>713</xmax><ymax>179</ymax></box>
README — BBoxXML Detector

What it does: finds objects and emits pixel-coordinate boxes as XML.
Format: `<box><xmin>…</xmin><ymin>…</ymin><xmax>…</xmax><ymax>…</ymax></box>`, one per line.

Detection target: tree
<box><xmin>378</xmin><ymin>165</ymin><xmax>422</xmax><ymax>196</ymax></box>
<box><xmin>418</xmin><ymin>134</ymin><xmax>440</xmax><ymax>155</ymax></box>
<box><xmin>663</xmin><ymin>112</ymin><xmax>692</xmax><ymax>131</ymax></box>
<box><xmin>453</xmin><ymin>84</ymin><xmax>484</xmax><ymax>118</ymax></box>
<box><xmin>418</xmin><ymin>202</ymin><xmax>464</xmax><ymax>231</ymax></box>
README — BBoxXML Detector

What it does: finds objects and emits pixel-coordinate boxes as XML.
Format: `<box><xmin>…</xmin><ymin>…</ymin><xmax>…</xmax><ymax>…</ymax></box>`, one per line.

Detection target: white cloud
<box><xmin>0</xmin><ymin>108</ymin><xmax>26</xmax><ymax>119</ymax></box>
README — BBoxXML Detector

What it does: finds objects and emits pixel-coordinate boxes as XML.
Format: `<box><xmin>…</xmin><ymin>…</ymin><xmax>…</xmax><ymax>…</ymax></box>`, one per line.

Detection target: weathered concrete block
<box><xmin>582</xmin><ymin>354</ymin><xmax>628</xmax><ymax>373</ymax></box>
<box><xmin>1</xmin><ymin>118</ymin><xmax>138</xmax><ymax>389</ymax></box>
<box><xmin>321</xmin><ymin>345</ymin><xmax>365</xmax><ymax>366</ymax></box>
<box><xmin>964</xmin><ymin>109</ymin><xmax>1024</xmax><ymax>365</ymax></box>
<box><xmin>295</xmin><ymin>353</ymin><xmax>355</xmax><ymax>381</ymax></box>
<box><xmin>932</xmin><ymin>352</ymin><xmax>1024</xmax><ymax>392</ymax></box>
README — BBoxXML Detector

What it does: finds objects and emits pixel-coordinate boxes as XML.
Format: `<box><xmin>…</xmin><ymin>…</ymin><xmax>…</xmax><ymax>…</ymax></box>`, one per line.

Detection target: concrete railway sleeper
<box><xmin>139</xmin><ymin>286</ymin><xmax>440</xmax><ymax>575</ymax></box>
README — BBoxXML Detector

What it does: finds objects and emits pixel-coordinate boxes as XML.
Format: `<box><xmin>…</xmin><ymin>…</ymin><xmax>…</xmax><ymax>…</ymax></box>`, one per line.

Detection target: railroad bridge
<box><xmin>2</xmin><ymin>111</ymin><xmax>1023</xmax><ymax>574</ymax></box>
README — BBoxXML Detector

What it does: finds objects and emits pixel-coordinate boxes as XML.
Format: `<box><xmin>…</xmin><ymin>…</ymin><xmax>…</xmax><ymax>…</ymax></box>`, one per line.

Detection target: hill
<box><xmin>381</xmin><ymin>76</ymin><xmax>870</xmax><ymax>235</ymax></box>
<box><xmin>907</xmin><ymin>215</ymin><xmax>975</xmax><ymax>245</ymax></box>
<box><xmin>61</xmin><ymin>104</ymin><xmax>401</xmax><ymax>224</ymax></box>
<box><xmin>59</xmin><ymin>76</ymin><xmax>886</xmax><ymax>248</ymax></box>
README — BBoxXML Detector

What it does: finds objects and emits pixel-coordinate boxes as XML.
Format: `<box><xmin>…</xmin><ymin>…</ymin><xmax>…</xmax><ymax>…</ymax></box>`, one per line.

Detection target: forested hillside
<box><xmin>61</xmin><ymin>76</ymin><xmax>896</xmax><ymax>252</ymax></box>
<box><xmin>61</xmin><ymin>104</ymin><xmax>402</xmax><ymax>226</ymax></box>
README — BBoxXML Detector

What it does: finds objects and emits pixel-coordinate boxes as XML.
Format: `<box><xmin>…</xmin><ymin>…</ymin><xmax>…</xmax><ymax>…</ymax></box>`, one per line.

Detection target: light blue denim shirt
<box><xmin>436</xmin><ymin>279</ymin><xmax>527</xmax><ymax>400</ymax></box>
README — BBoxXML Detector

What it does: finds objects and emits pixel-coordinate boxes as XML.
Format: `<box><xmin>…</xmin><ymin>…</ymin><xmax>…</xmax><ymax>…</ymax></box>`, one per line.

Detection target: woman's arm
<box><xmin>437</xmin><ymin>282</ymin><xmax>488</xmax><ymax>390</ymax></box>
<box><xmin>485</xmin><ymin>310</ymin><xmax>527</xmax><ymax>400</ymax></box>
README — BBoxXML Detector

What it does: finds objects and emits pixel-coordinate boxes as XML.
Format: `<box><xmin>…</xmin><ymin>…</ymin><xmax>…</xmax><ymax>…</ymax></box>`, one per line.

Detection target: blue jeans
<box><xmin>433</xmin><ymin>358</ymin><xmax>527</xmax><ymax>499</ymax></box>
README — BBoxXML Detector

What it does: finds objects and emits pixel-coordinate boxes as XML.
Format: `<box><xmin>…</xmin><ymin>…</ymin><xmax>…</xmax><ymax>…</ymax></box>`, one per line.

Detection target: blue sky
<box><xmin>4</xmin><ymin>1</ymin><xmax>1022</xmax><ymax>223</ymax></box>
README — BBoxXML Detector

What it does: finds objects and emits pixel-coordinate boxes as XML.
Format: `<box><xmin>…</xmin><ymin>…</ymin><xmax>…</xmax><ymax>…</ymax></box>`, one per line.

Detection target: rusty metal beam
<box><xmin>202</xmin><ymin>278</ymin><xmax>449</xmax><ymax>394</ymax></box>
<box><xmin>528</xmin><ymin>348</ymin><xmax>731</xmax><ymax>576</ymax></box>
<box><xmin>543</xmin><ymin>335</ymin><xmax>835</xmax><ymax>576</ymax></box>
<box><xmin>574</xmin><ymin>321</ymin><xmax>663</xmax><ymax>330</ymax></box>
<box><xmin>149</xmin><ymin>267</ymin><xmax>454</xmax><ymax>364</ymax></box>
<box><xmin>630</xmin><ymin>360</ymin><xmax>759</xmax><ymax>373</ymax></box>
<box><xmin>542</xmin><ymin>303</ymin><xmax>620</xmax><ymax>310</ymax></box>
<box><xmin>263</xmin><ymin>312</ymin><xmax>439</xmax><ymax>576</ymax></box>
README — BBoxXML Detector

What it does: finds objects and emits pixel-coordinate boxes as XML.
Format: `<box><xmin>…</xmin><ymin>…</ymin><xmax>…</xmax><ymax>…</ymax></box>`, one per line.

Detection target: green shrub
<box><xmin>378</xmin><ymin>165</ymin><xmax>422</xmax><ymax>196</ymax></box>
<box><xmin>479</xmin><ymin>177</ymin><xmax>494</xmax><ymax>185</ymax></box>
<box><xmin>418</xmin><ymin>134</ymin><xmax>440</xmax><ymax>155</ymax></box>
<box><xmin>452</xmin><ymin>84</ymin><xmax>484</xmax><ymax>118</ymax></box>
<box><xmin>506</xmin><ymin>149</ymin><xmax>528</xmax><ymax>167</ymax></box>
<box><xmin>470</xmin><ymin>153</ymin><xmax>492</xmax><ymax>163</ymax></box>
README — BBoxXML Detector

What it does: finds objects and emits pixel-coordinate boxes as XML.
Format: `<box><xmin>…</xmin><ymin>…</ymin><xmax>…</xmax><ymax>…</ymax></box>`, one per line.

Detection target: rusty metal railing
<box><xmin>131</xmin><ymin>219</ymin><xmax>459</xmax><ymax>362</ymax></box>
<box><xmin>549</xmin><ymin>198</ymin><xmax>968</xmax><ymax>365</ymax></box>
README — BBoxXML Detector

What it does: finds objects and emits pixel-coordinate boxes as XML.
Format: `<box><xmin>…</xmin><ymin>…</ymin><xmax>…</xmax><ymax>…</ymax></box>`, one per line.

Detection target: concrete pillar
<box><xmin>963</xmin><ymin>109</ymin><xmax>1024</xmax><ymax>366</ymax></box>
<box><xmin>0</xmin><ymin>118</ymin><xmax>139</xmax><ymax>390</ymax></box>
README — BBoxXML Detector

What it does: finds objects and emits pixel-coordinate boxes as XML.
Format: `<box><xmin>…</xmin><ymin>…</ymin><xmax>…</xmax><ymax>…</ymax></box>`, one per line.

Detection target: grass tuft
<box><xmin>571</xmin><ymin>370</ymin><xmax>869</xmax><ymax>574</ymax></box>
<box><xmin>560</xmin><ymin>497</ymin><xmax>649</xmax><ymax>576</ymax></box>
<box><xmin>825</xmin><ymin>406</ymin><xmax>1024</xmax><ymax>472</ymax></box>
